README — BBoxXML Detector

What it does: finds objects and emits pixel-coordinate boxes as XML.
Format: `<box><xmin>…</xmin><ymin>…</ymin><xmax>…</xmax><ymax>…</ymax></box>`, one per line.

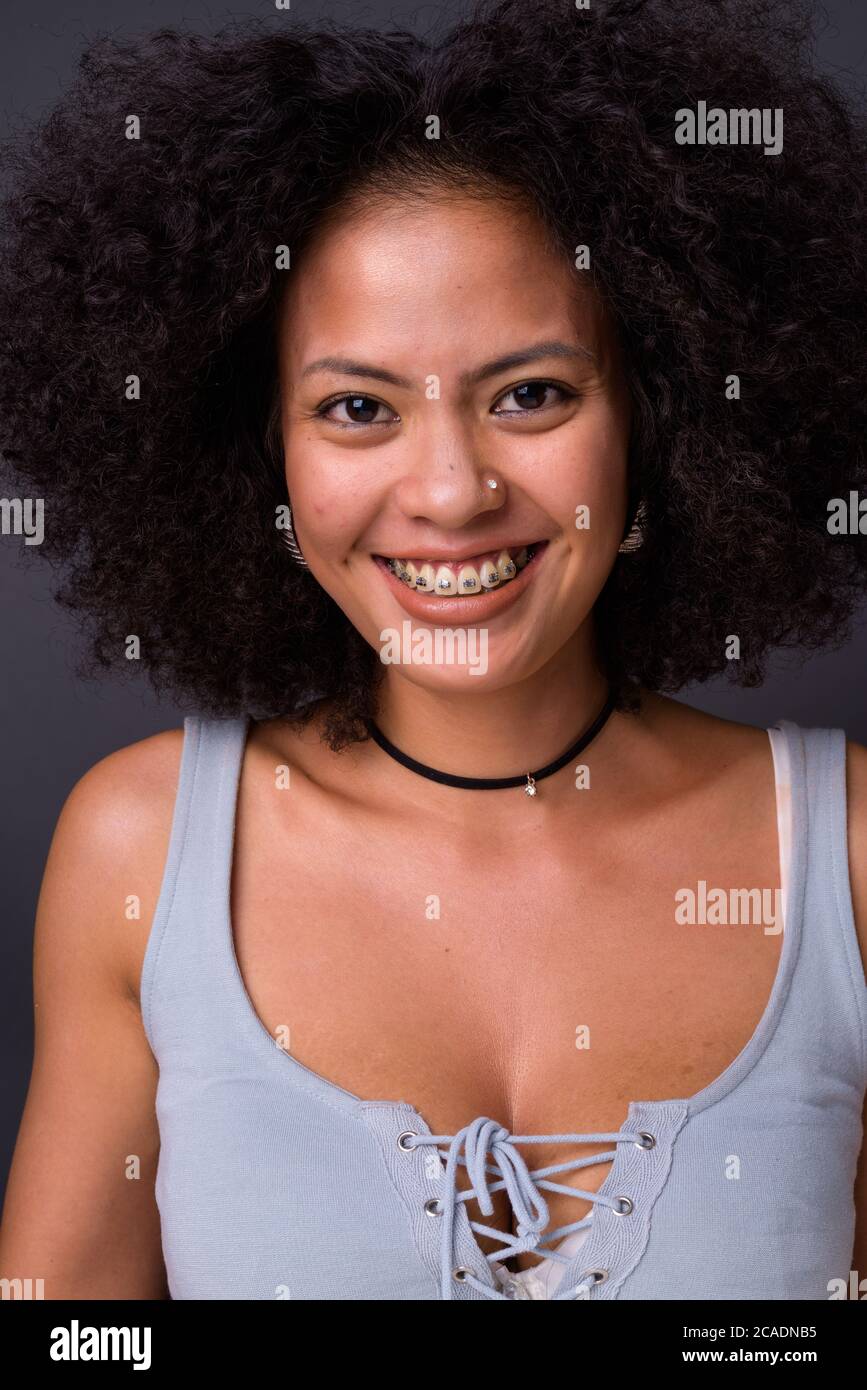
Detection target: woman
<box><xmin>1</xmin><ymin>0</ymin><xmax>866</xmax><ymax>1301</ymax></box>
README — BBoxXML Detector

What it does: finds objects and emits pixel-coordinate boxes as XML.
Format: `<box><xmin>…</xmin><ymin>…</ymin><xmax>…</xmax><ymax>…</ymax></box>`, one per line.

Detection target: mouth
<box><xmin>374</xmin><ymin>542</ymin><xmax>547</xmax><ymax>596</ymax></box>
<box><xmin>372</xmin><ymin>541</ymin><xmax>550</xmax><ymax>621</ymax></box>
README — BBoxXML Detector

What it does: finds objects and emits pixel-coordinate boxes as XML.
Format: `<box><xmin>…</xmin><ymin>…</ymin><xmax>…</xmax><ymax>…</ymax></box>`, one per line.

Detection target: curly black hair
<box><xmin>1</xmin><ymin>0</ymin><xmax>865</xmax><ymax>749</ymax></box>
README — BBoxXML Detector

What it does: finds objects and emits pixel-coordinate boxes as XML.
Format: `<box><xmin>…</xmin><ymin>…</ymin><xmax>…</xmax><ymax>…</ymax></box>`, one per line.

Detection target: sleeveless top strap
<box><xmin>140</xmin><ymin>713</ymin><xmax>251</xmax><ymax>1055</ymax></box>
<box><xmin>766</xmin><ymin>724</ymin><xmax>792</xmax><ymax>926</ymax></box>
<box><xmin>772</xmin><ymin>720</ymin><xmax>867</xmax><ymax>1078</ymax></box>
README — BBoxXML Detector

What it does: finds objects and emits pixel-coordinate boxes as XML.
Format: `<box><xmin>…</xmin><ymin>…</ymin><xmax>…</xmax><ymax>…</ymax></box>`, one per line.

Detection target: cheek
<box><xmin>284</xmin><ymin>447</ymin><xmax>380</xmax><ymax>560</ymax></box>
<box><xmin>539</xmin><ymin>411</ymin><xmax>629</xmax><ymax>543</ymax></box>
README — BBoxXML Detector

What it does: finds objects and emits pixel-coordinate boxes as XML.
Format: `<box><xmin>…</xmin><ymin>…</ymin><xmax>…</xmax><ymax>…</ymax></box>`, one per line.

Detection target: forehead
<box><xmin>277</xmin><ymin>192</ymin><xmax>609</xmax><ymax>370</ymax></box>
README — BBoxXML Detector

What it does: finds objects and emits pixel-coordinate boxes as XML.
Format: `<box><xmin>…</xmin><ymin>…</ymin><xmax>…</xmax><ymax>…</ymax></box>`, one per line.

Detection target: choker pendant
<box><xmin>524</xmin><ymin>774</ymin><xmax>538</xmax><ymax>798</ymax></box>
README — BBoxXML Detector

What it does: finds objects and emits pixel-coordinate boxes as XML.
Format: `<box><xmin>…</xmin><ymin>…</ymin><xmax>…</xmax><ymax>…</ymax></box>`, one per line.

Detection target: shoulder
<box><xmin>42</xmin><ymin>724</ymin><xmax>187</xmax><ymax>1002</ymax></box>
<box><xmin>639</xmin><ymin>697</ymin><xmax>867</xmax><ymax>975</ymax></box>
<box><xmin>630</xmin><ymin>693</ymin><xmax>776</xmax><ymax>785</ymax></box>
<box><xmin>67</xmin><ymin>722</ymin><xmax>185</xmax><ymax>803</ymax></box>
<box><xmin>57</xmin><ymin>724</ymin><xmax>186</xmax><ymax>873</ymax></box>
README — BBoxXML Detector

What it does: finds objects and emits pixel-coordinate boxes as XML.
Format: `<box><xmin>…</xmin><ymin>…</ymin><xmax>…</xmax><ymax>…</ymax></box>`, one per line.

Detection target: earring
<box><xmin>282</xmin><ymin>498</ymin><xmax>309</xmax><ymax>568</ymax></box>
<box><xmin>618</xmin><ymin>499</ymin><xmax>646</xmax><ymax>554</ymax></box>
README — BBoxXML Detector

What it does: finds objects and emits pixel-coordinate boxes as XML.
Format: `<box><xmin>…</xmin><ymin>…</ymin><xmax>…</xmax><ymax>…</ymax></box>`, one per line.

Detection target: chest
<box><xmin>228</xmin><ymin>776</ymin><xmax>784</xmax><ymax>1269</ymax></box>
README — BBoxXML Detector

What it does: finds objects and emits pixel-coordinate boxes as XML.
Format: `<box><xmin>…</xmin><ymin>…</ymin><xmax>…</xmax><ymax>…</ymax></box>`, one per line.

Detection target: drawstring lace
<box><xmin>407</xmin><ymin>1115</ymin><xmax>647</xmax><ymax>1300</ymax></box>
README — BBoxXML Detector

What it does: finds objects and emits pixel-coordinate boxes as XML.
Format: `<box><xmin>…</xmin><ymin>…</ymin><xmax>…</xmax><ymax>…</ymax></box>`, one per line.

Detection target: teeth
<box><xmin>457</xmin><ymin>564</ymin><xmax>481</xmax><ymax>593</ymax></box>
<box><xmin>385</xmin><ymin>544</ymin><xmax>538</xmax><ymax>595</ymax></box>
<box><xmin>435</xmin><ymin>565</ymin><xmax>457</xmax><ymax>594</ymax></box>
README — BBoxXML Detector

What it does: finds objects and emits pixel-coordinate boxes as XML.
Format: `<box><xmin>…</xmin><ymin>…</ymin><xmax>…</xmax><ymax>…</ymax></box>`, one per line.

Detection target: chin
<box><xmin>372</xmin><ymin>618</ymin><xmax>577</xmax><ymax>692</ymax></box>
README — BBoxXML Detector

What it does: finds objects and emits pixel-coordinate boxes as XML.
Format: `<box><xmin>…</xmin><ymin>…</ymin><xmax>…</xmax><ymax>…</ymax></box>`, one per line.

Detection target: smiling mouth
<box><xmin>374</xmin><ymin>542</ymin><xmax>547</xmax><ymax>597</ymax></box>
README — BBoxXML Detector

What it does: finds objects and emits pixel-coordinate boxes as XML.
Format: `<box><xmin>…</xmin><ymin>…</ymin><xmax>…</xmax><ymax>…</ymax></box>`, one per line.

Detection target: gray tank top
<box><xmin>140</xmin><ymin>715</ymin><xmax>867</xmax><ymax>1300</ymax></box>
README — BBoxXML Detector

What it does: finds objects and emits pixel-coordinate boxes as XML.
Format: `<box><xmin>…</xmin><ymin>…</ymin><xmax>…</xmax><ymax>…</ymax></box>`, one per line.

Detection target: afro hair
<box><xmin>1</xmin><ymin>0</ymin><xmax>865</xmax><ymax>748</ymax></box>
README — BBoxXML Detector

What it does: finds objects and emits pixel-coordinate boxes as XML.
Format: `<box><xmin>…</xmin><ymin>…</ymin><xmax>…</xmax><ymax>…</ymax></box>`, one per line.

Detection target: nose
<box><xmin>390</xmin><ymin>412</ymin><xmax>505</xmax><ymax>530</ymax></box>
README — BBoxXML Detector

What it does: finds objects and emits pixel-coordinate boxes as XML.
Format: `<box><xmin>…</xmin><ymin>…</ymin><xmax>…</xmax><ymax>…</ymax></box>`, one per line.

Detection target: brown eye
<box><xmin>318</xmin><ymin>394</ymin><xmax>398</xmax><ymax>426</ymax></box>
<box><xmin>493</xmin><ymin>381</ymin><xmax>576</xmax><ymax>414</ymax></box>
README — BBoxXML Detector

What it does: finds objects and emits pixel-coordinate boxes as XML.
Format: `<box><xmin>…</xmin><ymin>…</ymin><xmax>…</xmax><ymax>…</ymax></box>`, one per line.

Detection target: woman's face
<box><xmin>277</xmin><ymin>192</ymin><xmax>632</xmax><ymax>692</ymax></box>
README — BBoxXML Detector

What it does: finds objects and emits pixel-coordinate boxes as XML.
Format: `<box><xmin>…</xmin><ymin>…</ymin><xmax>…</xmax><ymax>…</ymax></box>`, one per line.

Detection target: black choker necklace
<box><xmin>364</xmin><ymin>691</ymin><xmax>615</xmax><ymax>798</ymax></box>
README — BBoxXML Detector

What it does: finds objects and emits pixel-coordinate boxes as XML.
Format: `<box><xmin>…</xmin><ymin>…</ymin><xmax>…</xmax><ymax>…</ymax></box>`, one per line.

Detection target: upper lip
<box><xmin>373</xmin><ymin>539</ymin><xmax>545</xmax><ymax>563</ymax></box>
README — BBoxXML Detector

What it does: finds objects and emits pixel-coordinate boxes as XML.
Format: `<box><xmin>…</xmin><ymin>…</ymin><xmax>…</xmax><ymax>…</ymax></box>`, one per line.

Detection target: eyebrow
<box><xmin>300</xmin><ymin>339</ymin><xmax>596</xmax><ymax>389</ymax></box>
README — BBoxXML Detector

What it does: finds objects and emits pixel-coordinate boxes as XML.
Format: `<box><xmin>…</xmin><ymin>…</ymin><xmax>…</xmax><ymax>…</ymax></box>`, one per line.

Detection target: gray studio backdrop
<box><xmin>1</xmin><ymin>0</ymin><xmax>865</xmax><ymax>1204</ymax></box>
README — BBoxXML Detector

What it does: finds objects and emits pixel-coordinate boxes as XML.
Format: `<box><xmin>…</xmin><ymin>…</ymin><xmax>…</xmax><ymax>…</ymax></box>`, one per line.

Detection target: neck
<box><xmin>373</xmin><ymin>624</ymin><xmax>610</xmax><ymax>781</ymax></box>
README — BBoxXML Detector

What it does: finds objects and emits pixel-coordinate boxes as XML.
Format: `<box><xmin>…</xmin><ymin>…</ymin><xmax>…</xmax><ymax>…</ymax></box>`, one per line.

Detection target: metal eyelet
<box><xmin>572</xmin><ymin>1268</ymin><xmax>609</xmax><ymax>1298</ymax></box>
<box><xmin>613</xmin><ymin>1195</ymin><xmax>634</xmax><ymax>1215</ymax></box>
<box><xmin>397</xmin><ymin>1130</ymin><xmax>418</xmax><ymax>1152</ymax></box>
<box><xmin>452</xmin><ymin>1266</ymin><xmax>473</xmax><ymax>1282</ymax></box>
<box><xmin>634</xmin><ymin>1131</ymin><xmax>656</xmax><ymax>1150</ymax></box>
<box><xmin>424</xmin><ymin>1197</ymin><xmax>443</xmax><ymax>1217</ymax></box>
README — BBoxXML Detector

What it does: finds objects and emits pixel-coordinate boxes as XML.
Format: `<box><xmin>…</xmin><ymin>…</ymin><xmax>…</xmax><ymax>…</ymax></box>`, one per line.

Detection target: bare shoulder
<box><xmin>644</xmin><ymin>695</ymin><xmax>867</xmax><ymax>973</ymax></box>
<box><xmin>847</xmin><ymin>740</ymin><xmax>867</xmax><ymax>1273</ymax></box>
<box><xmin>0</xmin><ymin>724</ymin><xmax>187</xmax><ymax>1296</ymax></box>
<box><xmin>629</xmin><ymin>692</ymin><xmax>777</xmax><ymax>791</ymax></box>
<box><xmin>44</xmin><ymin>723</ymin><xmax>187</xmax><ymax>1003</ymax></box>
<box><xmin>638</xmin><ymin>692</ymin><xmax>771</xmax><ymax>747</ymax></box>
<box><xmin>66</xmin><ymin>722</ymin><xmax>185</xmax><ymax>820</ymax></box>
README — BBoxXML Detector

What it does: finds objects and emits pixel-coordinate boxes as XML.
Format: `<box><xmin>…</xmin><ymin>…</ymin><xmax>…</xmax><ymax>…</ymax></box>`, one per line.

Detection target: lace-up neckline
<box><xmin>404</xmin><ymin>1115</ymin><xmax>654</xmax><ymax>1300</ymax></box>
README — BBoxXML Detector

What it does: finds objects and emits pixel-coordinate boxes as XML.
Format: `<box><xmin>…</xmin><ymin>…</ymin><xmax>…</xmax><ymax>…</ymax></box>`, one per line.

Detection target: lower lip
<box><xmin>373</xmin><ymin>543</ymin><xmax>549</xmax><ymax>622</ymax></box>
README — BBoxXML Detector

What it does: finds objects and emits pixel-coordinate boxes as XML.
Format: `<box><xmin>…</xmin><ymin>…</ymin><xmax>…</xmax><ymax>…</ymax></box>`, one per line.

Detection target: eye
<box><xmin>314</xmin><ymin>394</ymin><xmax>399</xmax><ymax>428</ymax></box>
<box><xmin>492</xmin><ymin>380</ymin><xmax>577</xmax><ymax>415</ymax></box>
